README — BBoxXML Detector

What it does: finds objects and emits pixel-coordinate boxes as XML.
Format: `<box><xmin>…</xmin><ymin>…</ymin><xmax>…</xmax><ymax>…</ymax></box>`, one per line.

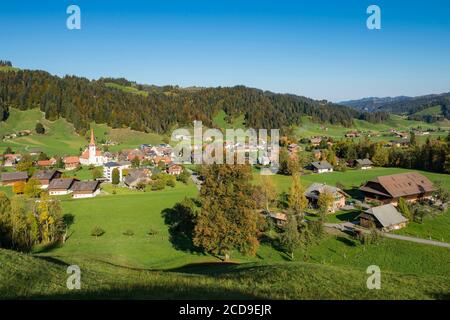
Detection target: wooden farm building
<box><xmin>359</xmin><ymin>172</ymin><xmax>436</xmax><ymax>205</ymax></box>
<box><xmin>358</xmin><ymin>204</ymin><xmax>408</xmax><ymax>231</ymax></box>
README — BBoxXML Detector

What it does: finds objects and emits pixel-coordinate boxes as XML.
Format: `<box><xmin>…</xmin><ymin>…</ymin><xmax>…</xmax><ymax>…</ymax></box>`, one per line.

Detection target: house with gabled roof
<box><xmin>1</xmin><ymin>171</ymin><xmax>28</xmax><ymax>186</ymax></box>
<box><xmin>305</xmin><ymin>183</ymin><xmax>349</xmax><ymax>213</ymax></box>
<box><xmin>48</xmin><ymin>178</ymin><xmax>79</xmax><ymax>196</ymax></box>
<box><xmin>358</xmin><ymin>204</ymin><xmax>408</xmax><ymax>231</ymax></box>
<box><xmin>31</xmin><ymin>169</ymin><xmax>62</xmax><ymax>189</ymax></box>
<box><xmin>311</xmin><ymin>160</ymin><xmax>333</xmax><ymax>173</ymax></box>
<box><xmin>71</xmin><ymin>180</ymin><xmax>101</xmax><ymax>199</ymax></box>
<box><xmin>355</xmin><ymin>158</ymin><xmax>373</xmax><ymax>170</ymax></box>
<box><xmin>359</xmin><ymin>172</ymin><xmax>436</xmax><ymax>205</ymax></box>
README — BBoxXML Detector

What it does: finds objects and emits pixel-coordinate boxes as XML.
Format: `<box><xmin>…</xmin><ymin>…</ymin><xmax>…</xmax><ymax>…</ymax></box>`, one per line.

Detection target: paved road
<box><xmin>382</xmin><ymin>233</ymin><xmax>450</xmax><ymax>248</ymax></box>
<box><xmin>324</xmin><ymin>222</ymin><xmax>450</xmax><ymax>249</ymax></box>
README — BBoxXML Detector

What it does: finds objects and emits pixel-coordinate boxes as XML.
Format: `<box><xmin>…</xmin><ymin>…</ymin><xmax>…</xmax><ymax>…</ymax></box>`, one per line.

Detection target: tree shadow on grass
<box><xmin>335</xmin><ymin>211</ymin><xmax>360</xmax><ymax>222</ymax></box>
<box><xmin>161</xmin><ymin>201</ymin><xmax>203</xmax><ymax>254</ymax></box>
<box><xmin>336</xmin><ymin>236</ymin><xmax>357</xmax><ymax>247</ymax></box>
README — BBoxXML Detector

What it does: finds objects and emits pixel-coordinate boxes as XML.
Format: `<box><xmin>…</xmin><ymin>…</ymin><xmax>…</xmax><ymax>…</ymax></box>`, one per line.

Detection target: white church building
<box><xmin>79</xmin><ymin>129</ymin><xmax>105</xmax><ymax>166</ymax></box>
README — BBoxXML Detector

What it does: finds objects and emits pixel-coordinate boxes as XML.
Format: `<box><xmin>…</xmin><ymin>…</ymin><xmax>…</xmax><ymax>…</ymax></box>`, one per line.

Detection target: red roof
<box><xmin>64</xmin><ymin>156</ymin><xmax>80</xmax><ymax>164</ymax></box>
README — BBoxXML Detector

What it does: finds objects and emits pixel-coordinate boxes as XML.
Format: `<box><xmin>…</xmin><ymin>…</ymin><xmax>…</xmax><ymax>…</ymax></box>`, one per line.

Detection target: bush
<box><xmin>151</xmin><ymin>179</ymin><xmax>166</xmax><ymax>191</ymax></box>
<box><xmin>35</xmin><ymin>122</ymin><xmax>45</xmax><ymax>134</ymax></box>
<box><xmin>147</xmin><ymin>228</ymin><xmax>159</xmax><ymax>236</ymax></box>
<box><xmin>123</xmin><ymin>230</ymin><xmax>134</xmax><ymax>236</ymax></box>
<box><xmin>91</xmin><ymin>226</ymin><xmax>105</xmax><ymax>238</ymax></box>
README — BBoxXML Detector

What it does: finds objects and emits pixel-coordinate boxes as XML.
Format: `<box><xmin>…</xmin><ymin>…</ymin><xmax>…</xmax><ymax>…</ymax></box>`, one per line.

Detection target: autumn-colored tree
<box><xmin>23</xmin><ymin>178</ymin><xmax>41</xmax><ymax>198</ymax></box>
<box><xmin>131</xmin><ymin>156</ymin><xmax>141</xmax><ymax>168</ymax></box>
<box><xmin>317</xmin><ymin>191</ymin><xmax>334</xmax><ymax>219</ymax></box>
<box><xmin>288</xmin><ymin>174</ymin><xmax>308</xmax><ymax>218</ymax></box>
<box><xmin>193</xmin><ymin>164</ymin><xmax>259</xmax><ymax>261</ymax></box>
<box><xmin>12</xmin><ymin>181</ymin><xmax>25</xmax><ymax>194</ymax></box>
<box><xmin>260</xmin><ymin>175</ymin><xmax>277</xmax><ymax>211</ymax></box>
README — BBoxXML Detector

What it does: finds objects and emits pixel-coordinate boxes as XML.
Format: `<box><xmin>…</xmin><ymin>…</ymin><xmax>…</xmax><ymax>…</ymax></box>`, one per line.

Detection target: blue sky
<box><xmin>1</xmin><ymin>0</ymin><xmax>450</xmax><ymax>101</ymax></box>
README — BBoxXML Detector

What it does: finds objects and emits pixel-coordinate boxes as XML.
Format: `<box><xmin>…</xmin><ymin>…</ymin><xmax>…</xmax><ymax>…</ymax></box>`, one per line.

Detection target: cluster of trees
<box><xmin>0</xmin><ymin>192</ymin><xmax>65</xmax><ymax>252</ymax></box>
<box><xmin>333</xmin><ymin>135</ymin><xmax>450</xmax><ymax>173</ymax></box>
<box><xmin>0</xmin><ymin>70</ymin><xmax>383</xmax><ymax>136</ymax></box>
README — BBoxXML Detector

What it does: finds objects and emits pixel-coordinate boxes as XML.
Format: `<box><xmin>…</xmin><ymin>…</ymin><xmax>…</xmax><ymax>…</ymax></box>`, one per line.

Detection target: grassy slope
<box><xmin>413</xmin><ymin>105</ymin><xmax>443</xmax><ymax>116</ymax></box>
<box><xmin>1</xmin><ymin>247</ymin><xmax>449</xmax><ymax>299</ymax></box>
<box><xmin>104</xmin><ymin>82</ymin><xmax>149</xmax><ymax>97</ymax></box>
<box><xmin>296</xmin><ymin>115</ymin><xmax>449</xmax><ymax>143</ymax></box>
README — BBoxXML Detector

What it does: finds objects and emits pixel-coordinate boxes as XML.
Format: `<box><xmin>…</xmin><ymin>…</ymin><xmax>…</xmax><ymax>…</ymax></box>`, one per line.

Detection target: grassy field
<box><xmin>41</xmin><ymin>182</ymin><xmax>203</xmax><ymax>269</ymax></box>
<box><xmin>255</xmin><ymin>167</ymin><xmax>450</xmax><ymax>194</ymax></box>
<box><xmin>104</xmin><ymin>82</ymin><xmax>149</xmax><ymax>97</ymax></box>
<box><xmin>295</xmin><ymin>115</ymin><xmax>449</xmax><ymax>143</ymax></box>
<box><xmin>2</xmin><ymin>247</ymin><xmax>449</xmax><ymax>299</ymax></box>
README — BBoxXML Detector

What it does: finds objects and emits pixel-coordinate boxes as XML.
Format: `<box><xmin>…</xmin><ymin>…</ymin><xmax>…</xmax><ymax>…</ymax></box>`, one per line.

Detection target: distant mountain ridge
<box><xmin>340</xmin><ymin>92</ymin><xmax>450</xmax><ymax>122</ymax></box>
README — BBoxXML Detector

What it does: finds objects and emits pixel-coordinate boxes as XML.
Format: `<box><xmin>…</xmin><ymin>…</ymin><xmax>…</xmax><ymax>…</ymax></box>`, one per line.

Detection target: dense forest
<box><xmin>0</xmin><ymin>67</ymin><xmax>386</xmax><ymax>135</ymax></box>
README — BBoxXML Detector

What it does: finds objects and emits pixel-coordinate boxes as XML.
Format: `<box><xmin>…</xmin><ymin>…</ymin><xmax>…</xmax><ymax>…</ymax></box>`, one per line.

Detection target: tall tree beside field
<box><xmin>193</xmin><ymin>164</ymin><xmax>259</xmax><ymax>261</ymax></box>
<box><xmin>371</xmin><ymin>145</ymin><xmax>389</xmax><ymax>167</ymax></box>
<box><xmin>288</xmin><ymin>174</ymin><xmax>308</xmax><ymax>218</ymax></box>
<box><xmin>23</xmin><ymin>178</ymin><xmax>41</xmax><ymax>198</ymax></box>
<box><xmin>260</xmin><ymin>175</ymin><xmax>277</xmax><ymax>211</ymax></box>
<box><xmin>279</xmin><ymin>213</ymin><xmax>301</xmax><ymax>260</ymax></box>
<box><xmin>317</xmin><ymin>191</ymin><xmax>334</xmax><ymax>219</ymax></box>
<box><xmin>112</xmin><ymin>168</ymin><xmax>120</xmax><ymax>185</ymax></box>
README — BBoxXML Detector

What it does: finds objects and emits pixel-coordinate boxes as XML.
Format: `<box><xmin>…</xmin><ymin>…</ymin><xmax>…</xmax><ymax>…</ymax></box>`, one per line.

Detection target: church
<box><xmin>79</xmin><ymin>129</ymin><xmax>105</xmax><ymax>166</ymax></box>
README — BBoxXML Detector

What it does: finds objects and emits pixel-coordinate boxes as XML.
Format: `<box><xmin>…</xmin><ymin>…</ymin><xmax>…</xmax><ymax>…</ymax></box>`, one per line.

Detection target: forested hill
<box><xmin>341</xmin><ymin>93</ymin><xmax>450</xmax><ymax>122</ymax></box>
<box><xmin>0</xmin><ymin>67</ymin><xmax>386</xmax><ymax>135</ymax></box>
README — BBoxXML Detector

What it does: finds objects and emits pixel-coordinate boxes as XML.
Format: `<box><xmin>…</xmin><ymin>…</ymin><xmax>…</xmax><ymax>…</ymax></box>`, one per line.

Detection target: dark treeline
<box><xmin>0</xmin><ymin>69</ymin><xmax>382</xmax><ymax>135</ymax></box>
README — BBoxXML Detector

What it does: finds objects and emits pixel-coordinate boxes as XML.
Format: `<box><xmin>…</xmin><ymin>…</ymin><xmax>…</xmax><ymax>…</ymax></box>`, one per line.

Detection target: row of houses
<box><xmin>310</xmin><ymin>158</ymin><xmax>373</xmax><ymax>173</ymax></box>
<box><xmin>1</xmin><ymin>170</ymin><xmax>101</xmax><ymax>198</ymax></box>
<box><xmin>267</xmin><ymin>172</ymin><xmax>436</xmax><ymax>232</ymax></box>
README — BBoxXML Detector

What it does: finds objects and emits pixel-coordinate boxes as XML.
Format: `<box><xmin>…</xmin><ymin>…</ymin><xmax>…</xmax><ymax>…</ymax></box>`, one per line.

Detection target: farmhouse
<box><xmin>359</xmin><ymin>172</ymin><xmax>436</xmax><ymax>205</ymax></box>
<box><xmin>305</xmin><ymin>183</ymin><xmax>348</xmax><ymax>213</ymax></box>
<box><xmin>28</xmin><ymin>148</ymin><xmax>42</xmax><ymax>156</ymax></box>
<box><xmin>123</xmin><ymin>169</ymin><xmax>151</xmax><ymax>188</ymax></box>
<box><xmin>64</xmin><ymin>156</ymin><xmax>80</xmax><ymax>170</ymax></box>
<box><xmin>2</xmin><ymin>154</ymin><xmax>21</xmax><ymax>167</ymax></box>
<box><xmin>103</xmin><ymin>161</ymin><xmax>131</xmax><ymax>182</ymax></box>
<box><xmin>37</xmin><ymin>158</ymin><xmax>56</xmax><ymax>167</ymax></box>
<box><xmin>71</xmin><ymin>180</ymin><xmax>101</xmax><ymax>198</ymax></box>
<box><xmin>167</xmin><ymin>164</ymin><xmax>182</xmax><ymax>175</ymax></box>
<box><xmin>1</xmin><ymin>171</ymin><xmax>28</xmax><ymax>186</ymax></box>
<box><xmin>358</xmin><ymin>204</ymin><xmax>408</xmax><ymax>231</ymax></box>
<box><xmin>355</xmin><ymin>158</ymin><xmax>373</xmax><ymax>170</ymax></box>
<box><xmin>311</xmin><ymin>160</ymin><xmax>333</xmax><ymax>173</ymax></box>
<box><xmin>31</xmin><ymin>169</ymin><xmax>62</xmax><ymax>189</ymax></box>
<box><xmin>48</xmin><ymin>178</ymin><xmax>79</xmax><ymax>195</ymax></box>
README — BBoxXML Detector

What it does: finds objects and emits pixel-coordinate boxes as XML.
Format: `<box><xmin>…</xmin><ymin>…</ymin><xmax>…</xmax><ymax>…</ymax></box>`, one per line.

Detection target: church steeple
<box><xmin>89</xmin><ymin>128</ymin><xmax>95</xmax><ymax>146</ymax></box>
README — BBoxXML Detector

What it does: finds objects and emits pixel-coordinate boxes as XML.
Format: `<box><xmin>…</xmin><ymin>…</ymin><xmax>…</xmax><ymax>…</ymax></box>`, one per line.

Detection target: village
<box><xmin>1</xmin><ymin>127</ymin><xmax>447</xmax><ymax>238</ymax></box>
